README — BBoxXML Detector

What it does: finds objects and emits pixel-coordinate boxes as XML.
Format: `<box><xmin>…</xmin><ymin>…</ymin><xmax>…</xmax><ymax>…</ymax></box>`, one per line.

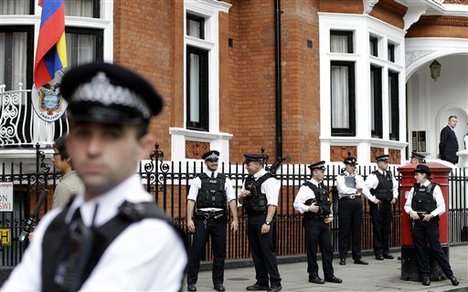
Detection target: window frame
<box><xmin>370</xmin><ymin>65</ymin><xmax>383</xmax><ymax>138</ymax></box>
<box><xmin>387</xmin><ymin>43</ymin><xmax>395</xmax><ymax>62</ymax></box>
<box><xmin>330</xmin><ymin>60</ymin><xmax>355</xmax><ymax>136</ymax></box>
<box><xmin>65</xmin><ymin>26</ymin><xmax>103</xmax><ymax>67</ymax></box>
<box><xmin>369</xmin><ymin>35</ymin><xmax>378</xmax><ymax>57</ymax></box>
<box><xmin>186</xmin><ymin>13</ymin><xmax>205</xmax><ymax>40</ymax></box>
<box><xmin>0</xmin><ymin>25</ymin><xmax>34</xmax><ymax>90</ymax></box>
<box><xmin>186</xmin><ymin>45</ymin><xmax>209</xmax><ymax>131</ymax></box>
<box><xmin>64</xmin><ymin>0</ymin><xmax>101</xmax><ymax>18</ymax></box>
<box><xmin>388</xmin><ymin>71</ymin><xmax>399</xmax><ymax>140</ymax></box>
<box><xmin>330</xmin><ymin>30</ymin><xmax>353</xmax><ymax>54</ymax></box>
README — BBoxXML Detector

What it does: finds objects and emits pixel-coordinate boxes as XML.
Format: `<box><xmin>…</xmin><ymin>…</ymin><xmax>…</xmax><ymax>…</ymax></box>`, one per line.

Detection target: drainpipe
<box><xmin>274</xmin><ymin>0</ymin><xmax>283</xmax><ymax>160</ymax></box>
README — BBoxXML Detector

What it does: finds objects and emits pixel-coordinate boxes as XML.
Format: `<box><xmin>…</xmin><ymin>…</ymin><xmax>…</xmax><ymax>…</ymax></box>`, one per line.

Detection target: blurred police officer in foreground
<box><xmin>293</xmin><ymin>161</ymin><xmax>342</xmax><ymax>285</ymax></box>
<box><xmin>410</xmin><ymin>151</ymin><xmax>426</xmax><ymax>165</ymax></box>
<box><xmin>186</xmin><ymin>150</ymin><xmax>239</xmax><ymax>292</ymax></box>
<box><xmin>2</xmin><ymin>63</ymin><xmax>187</xmax><ymax>291</ymax></box>
<box><xmin>336</xmin><ymin>155</ymin><xmax>368</xmax><ymax>266</ymax></box>
<box><xmin>404</xmin><ymin>164</ymin><xmax>459</xmax><ymax>287</ymax></box>
<box><xmin>239</xmin><ymin>153</ymin><xmax>282</xmax><ymax>292</ymax></box>
<box><xmin>363</xmin><ymin>154</ymin><xmax>398</xmax><ymax>260</ymax></box>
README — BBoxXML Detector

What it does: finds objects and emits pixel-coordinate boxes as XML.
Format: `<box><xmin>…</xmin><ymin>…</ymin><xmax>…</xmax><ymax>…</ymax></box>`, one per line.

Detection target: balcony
<box><xmin>0</xmin><ymin>84</ymin><xmax>69</xmax><ymax>149</ymax></box>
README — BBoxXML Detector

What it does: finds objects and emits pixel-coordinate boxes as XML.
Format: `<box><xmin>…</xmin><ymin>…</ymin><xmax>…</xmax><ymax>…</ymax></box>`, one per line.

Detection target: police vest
<box><xmin>411</xmin><ymin>183</ymin><xmax>438</xmax><ymax>214</ymax></box>
<box><xmin>370</xmin><ymin>170</ymin><xmax>394</xmax><ymax>202</ymax></box>
<box><xmin>196</xmin><ymin>173</ymin><xmax>227</xmax><ymax>210</ymax></box>
<box><xmin>303</xmin><ymin>181</ymin><xmax>331</xmax><ymax>220</ymax></box>
<box><xmin>243</xmin><ymin>173</ymin><xmax>273</xmax><ymax>215</ymax></box>
<box><xmin>339</xmin><ymin>173</ymin><xmax>357</xmax><ymax>198</ymax></box>
<box><xmin>41</xmin><ymin>200</ymin><xmax>185</xmax><ymax>292</ymax></box>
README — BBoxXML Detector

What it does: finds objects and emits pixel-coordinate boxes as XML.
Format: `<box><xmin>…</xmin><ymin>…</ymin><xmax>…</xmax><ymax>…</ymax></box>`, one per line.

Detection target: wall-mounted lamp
<box><xmin>429</xmin><ymin>60</ymin><xmax>441</xmax><ymax>81</ymax></box>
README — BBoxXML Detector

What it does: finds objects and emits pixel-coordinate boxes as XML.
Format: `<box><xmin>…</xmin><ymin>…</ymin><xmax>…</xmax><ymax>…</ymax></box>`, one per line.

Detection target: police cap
<box><xmin>308</xmin><ymin>160</ymin><xmax>326</xmax><ymax>171</ymax></box>
<box><xmin>243</xmin><ymin>153</ymin><xmax>265</xmax><ymax>164</ymax></box>
<box><xmin>375</xmin><ymin>154</ymin><xmax>390</xmax><ymax>162</ymax></box>
<box><xmin>411</xmin><ymin>151</ymin><xmax>425</xmax><ymax>161</ymax></box>
<box><xmin>202</xmin><ymin>150</ymin><xmax>220</xmax><ymax>161</ymax></box>
<box><xmin>414</xmin><ymin>164</ymin><xmax>431</xmax><ymax>176</ymax></box>
<box><xmin>60</xmin><ymin>62</ymin><xmax>163</xmax><ymax>125</ymax></box>
<box><xmin>343</xmin><ymin>156</ymin><xmax>357</xmax><ymax>165</ymax></box>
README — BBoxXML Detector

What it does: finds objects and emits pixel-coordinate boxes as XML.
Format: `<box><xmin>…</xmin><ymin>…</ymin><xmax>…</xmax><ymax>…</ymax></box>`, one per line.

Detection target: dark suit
<box><xmin>439</xmin><ymin>125</ymin><xmax>459</xmax><ymax>164</ymax></box>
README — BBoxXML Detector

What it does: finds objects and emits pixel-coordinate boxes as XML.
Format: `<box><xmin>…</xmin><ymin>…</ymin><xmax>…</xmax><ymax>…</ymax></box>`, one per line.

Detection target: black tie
<box><xmin>211</xmin><ymin>172</ymin><xmax>215</xmax><ymax>178</ymax></box>
<box><xmin>56</xmin><ymin>208</ymin><xmax>93</xmax><ymax>292</ymax></box>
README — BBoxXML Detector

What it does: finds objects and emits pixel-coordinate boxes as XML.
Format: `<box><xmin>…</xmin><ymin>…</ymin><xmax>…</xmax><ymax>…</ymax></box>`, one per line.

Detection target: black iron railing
<box><xmin>0</xmin><ymin>144</ymin><xmax>467</xmax><ymax>266</ymax></box>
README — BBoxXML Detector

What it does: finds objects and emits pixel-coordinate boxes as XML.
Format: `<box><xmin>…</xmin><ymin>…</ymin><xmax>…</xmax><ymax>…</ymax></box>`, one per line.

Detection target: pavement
<box><xmin>187</xmin><ymin>244</ymin><xmax>468</xmax><ymax>292</ymax></box>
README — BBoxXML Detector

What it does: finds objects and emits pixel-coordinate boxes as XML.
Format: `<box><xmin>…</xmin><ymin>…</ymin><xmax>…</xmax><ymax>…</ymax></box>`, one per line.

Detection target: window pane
<box><xmin>0</xmin><ymin>31</ymin><xmax>28</xmax><ymax>90</ymax></box>
<box><xmin>330</xmin><ymin>31</ymin><xmax>353</xmax><ymax>53</ymax></box>
<box><xmin>187</xmin><ymin>14</ymin><xmax>204</xmax><ymax>39</ymax></box>
<box><xmin>331</xmin><ymin>35</ymin><xmax>348</xmax><ymax>53</ymax></box>
<box><xmin>0</xmin><ymin>0</ymin><xmax>31</xmax><ymax>15</ymax></box>
<box><xmin>66</xmin><ymin>32</ymin><xmax>97</xmax><ymax>67</ymax></box>
<box><xmin>331</xmin><ymin>65</ymin><xmax>349</xmax><ymax>128</ymax></box>
<box><xmin>64</xmin><ymin>0</ymin><xmax>95</xmax><ymax>17</ymax></box>
<box><xmin>189</xmin><ymin>53</ymin><xmax>200</xmax><ymax>123</ymax></box>
<box><xmin>370</xmin><ymin>66</ymin><xmax>382</xmax><ymax>138</ymax></box>
<box><xmin>389</xmin><ymin>72</ymin><xmax>399</xmax><ymax>140</ymax></box>
<box><xmin>370</xmin><ymin>36</ymin><xmax>378</xmax><ymax>57</ymax></box>
<box><xmin>388</xmin><ymin>44</ymin><xmax>395</xmax><ymax>62</ymax></box>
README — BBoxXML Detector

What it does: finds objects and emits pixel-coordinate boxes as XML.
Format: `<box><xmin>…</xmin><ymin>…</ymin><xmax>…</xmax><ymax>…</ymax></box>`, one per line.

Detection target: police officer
<box><xmin>404</xmin><ymin>164</ymin><xmax>459</xmax><ymax>287</ymax></box>
<box><xmin>186</xmin><ymin>150</ymin><xmax>239</xmax><ymax>292</ymax></box>
<box><xmin>239</xmin><ymin>153</ymin><xmax>282</xmax><ymax>292</ymax></box>
<box><xmin>2</xmin><ymin>63</ymin><xmax>187</xmax><ymax>291</ymax></box>
<box><xmin>336</xmin><ymin>155</ymin><xmax>368</xmax><ymax>265</ymax></box>
<box><xmin>293</xmin><ymin>161</ymin><xmax>342</xmax><ymax>285</ymax></box>
<box><xmin>410</xmin><ymin>151</ymin><xmax>426</xmax><ymax>165</ymax></box>
<box><xmin>363</xmin><ymin>154</ymin><xmax>398</xmax><ymax>260</ymax></box>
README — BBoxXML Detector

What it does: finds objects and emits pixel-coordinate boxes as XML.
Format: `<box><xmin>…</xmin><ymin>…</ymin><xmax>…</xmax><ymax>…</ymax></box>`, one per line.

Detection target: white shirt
<box><xmin>241</xmin><ymin>169</ymin><xmax>280</xmax><ymax>206</ymax></box>
<box><xmin>2</xmin><ymin>175</ymin><xmax>187</xmax><ymax>292</ymax></box>
<box><xmin>187</xmin><ymin>170</ymin><xmax>236</xmax><ymax>210</ymax></box>
<box><xmin>336</xmin><ymin>171</ymin><xmax>365</xmax><ymax>198</ymax></box>
<box><xmin>404</xmin><ymin>180</ymin><xmax>445</xmax><ymax>217</ymax></box>
<box><xmin>293</xmin><ymin>178</ymin><xmax>332</xmax><ymax>216</ymax></box>
<box><xmin>362</xmin><ymin>169</ymin><xmax>399</xmax><ymax>202</ymax></box>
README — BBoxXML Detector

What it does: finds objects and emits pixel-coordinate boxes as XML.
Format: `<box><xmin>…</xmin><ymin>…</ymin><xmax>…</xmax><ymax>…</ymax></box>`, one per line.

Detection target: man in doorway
<box><xmin>439</xmin><ymin>115</ymin><xmax>459</xmax><ymax>164</ymax></box>
<box><xmin>186</xmin><ymin>150</ymin><xmax>239</xmax><ymax>292</ymax></box>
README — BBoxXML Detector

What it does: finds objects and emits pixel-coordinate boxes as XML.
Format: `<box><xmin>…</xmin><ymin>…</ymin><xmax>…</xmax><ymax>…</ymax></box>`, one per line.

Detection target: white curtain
<box><xmin>330</xmin><ymin>35</ymin><xmax>348</xmax><ymax>53</ymax></box>
<box><xmin>0</xmin><ymin>0</ymin><xmax>29</xmax><ymax>14</ymax></box>
<box><xmin>0</xmin><ymin>33</ymin><xmax>5</xmax><ymax>87</ymax></box>
<box><xmin>187</xmin><ymin>19</ymin><xmax>202</xmax><ymax>38</ymax></box>
<box><xmin>331</xmin><ymin>65</ymin><xmax>349</xmax><ymax>128</ymax></box>
<box><xmin>0</xmin><ymin>31</ymin><xmax>27</xmax><ymax>90</ymax></box>
<box><xmin>12</xmin><ymin>32</ymin><xmax>27</xmax><ymax>90</ymax></box>
<box><xmin>189</xmin><ymin>53</ymin><xmax>200</xmax><ymax>123</ymax></box>
<box><xmin>64</xmin><ymin>0</ymin><xmax>94</xmax><ymax>17</ymax></box>
<box><xmin>66</xmin><ymin>33</ymin><xmax>96</xmax><ymax>68</ymax></box>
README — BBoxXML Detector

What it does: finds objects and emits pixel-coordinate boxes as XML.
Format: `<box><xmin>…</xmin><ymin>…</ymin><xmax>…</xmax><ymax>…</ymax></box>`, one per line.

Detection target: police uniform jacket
<box><xmin>187</xmin><ymin>170</ymin><xmax>236</xmax><ymax>211</ymax></box>
<box><xmin>241</xmin><ymin>169</ymin><xmax>280</xmax><ymax>207</ymax></box>
<box><xmin>2</xmin><ymin>175</ymin><xmax>187</xmax><ymax>291</ymax></box>
<box><xmin>336</xmin><ymin>171</ymin><xmax>365</xmax><ymax>198</ymax></box>
<box><xmin>293</xmin><ymin>178</ymin><xmax>333</xmax><ymax>217</ymax></box>
<box><xmin>362</xmin><ymin>169</ymin><xmax>399</xmax><ymax>202</ymax></box>
<box><xmin>404</xmin><ymin>181</ymin><xmax>445</xmax><ymax>217</ymax></box>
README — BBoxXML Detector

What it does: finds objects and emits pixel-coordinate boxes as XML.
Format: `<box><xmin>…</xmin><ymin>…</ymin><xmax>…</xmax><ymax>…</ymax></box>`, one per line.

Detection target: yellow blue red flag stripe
<box><xmin>34</xmin><ymin>0</ymin><xmax>67</xmax><ymax>88</ymax></box>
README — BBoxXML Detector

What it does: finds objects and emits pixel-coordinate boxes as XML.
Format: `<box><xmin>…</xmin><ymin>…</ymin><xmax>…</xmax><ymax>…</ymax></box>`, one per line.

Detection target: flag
<box><xmin>32</xmin><ymin>0</ymin><xmax>68</xmax><ymax>122</ymax></box>
<box><xmin>34</xmin><ymin>0</ymin><xmax>67</xmax><ymax>88</ymax></box>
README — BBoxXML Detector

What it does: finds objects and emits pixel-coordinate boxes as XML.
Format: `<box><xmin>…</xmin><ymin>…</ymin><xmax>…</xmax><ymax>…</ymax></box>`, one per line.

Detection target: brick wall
<box><xmin>113</xmin><ymin>0</ymin><xmax>183</xmax><ymax>158</ymax></box>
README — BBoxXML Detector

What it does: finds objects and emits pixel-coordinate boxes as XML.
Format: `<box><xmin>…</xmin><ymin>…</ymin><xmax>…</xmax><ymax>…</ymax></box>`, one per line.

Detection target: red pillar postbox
<box><xmin>398</xmin><ymin>162</ymin><xmax>451</xmax><ymax>281</ymax></box>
